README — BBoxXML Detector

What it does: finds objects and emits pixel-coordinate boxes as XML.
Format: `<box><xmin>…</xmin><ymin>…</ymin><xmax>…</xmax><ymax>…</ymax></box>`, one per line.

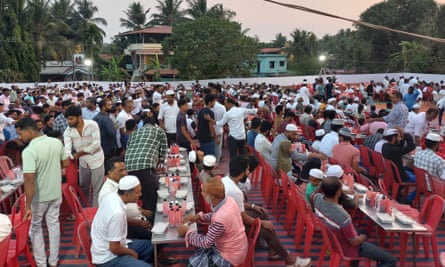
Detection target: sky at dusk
<box><xmin>94</xmin><ymin>0</ymin><xmax>445</xmax><ymax>42</ymax></box>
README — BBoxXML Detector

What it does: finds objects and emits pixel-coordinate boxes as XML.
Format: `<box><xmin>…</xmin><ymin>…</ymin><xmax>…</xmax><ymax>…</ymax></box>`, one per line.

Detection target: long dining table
<box><xmin>358</xmin><ymin>201</ymin><xmax>427</xmax><ymax>267</ymax></box>
<box><xmin>151</xmin><ymin>152</ymin><xmax>197</xmax><ymax>267</ymax></box>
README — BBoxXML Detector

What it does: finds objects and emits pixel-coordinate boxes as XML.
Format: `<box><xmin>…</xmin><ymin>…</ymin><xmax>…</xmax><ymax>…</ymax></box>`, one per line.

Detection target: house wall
<box><xmin>256</xmin><ymin>54</ymin><xmax>288</xmax><ymax>75</ymax></box>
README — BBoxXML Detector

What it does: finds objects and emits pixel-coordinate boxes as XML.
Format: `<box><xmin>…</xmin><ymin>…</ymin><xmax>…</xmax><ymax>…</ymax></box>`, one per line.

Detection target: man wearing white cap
<box><xmin>414</xmin><ymin>133</ymin><xmax>445</xmax><ymax>181</ymax></box>
<box><xmin>404</xmin><ymin>107</ymin><xmax>439</xmax><ymax>146</ymax></box>
<box><xmin>306</xmin><ymin>168</ymin><xmax>325</xmax><ymax>201</ymax></box>
<box><xmin>158</xmin><ymin>89</ymin><xmax>179</xmax><ymax>145</ymax></box>
<box><xmin>91</xmin><ymin>175</ymin><xmax>153</xmax><ymax>267</ymax></box>
<box><xmin>311</xmin><ymin>129</ymin><xmax>325</xmax><ymax>152</ymax></box>
<box><xmin>199</xmin><ymin>155</ymin><xmax>216</xmax><ymax>183</ymax></box>
<box><xmin>374</xmin><ymin>128</ymin><xmax>397</xmax><ymax>153</ymax></box>
<box><xmin>319</xmin><ymin>119</ymin><xmax>344</xmax><ymax>157</ymax></box>
<box><xmin>408</xmin><ymin>103</ymin><xmax>420</xmax><ymax>123</ymax></box>
<box><xmin>270</xmin><ymin>124</ymin><xmax>311</xmax><ymax>169</ymax></box>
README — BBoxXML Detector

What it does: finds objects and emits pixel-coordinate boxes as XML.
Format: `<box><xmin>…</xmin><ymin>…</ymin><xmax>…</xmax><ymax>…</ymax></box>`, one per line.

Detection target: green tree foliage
<box><xmin>273</xmin><ymin>33</ymin><xmax>287</xmax><ymax>48</ymax></box>
<box><xmin>287</xmin><ymin>29</ymin><xmax>318</xmax><ymax>75</ymax></box>
<box><xmin>186</xmin><ymin>0</ymin><xmax>235</xmax><ymax>20</ymax></box>
<box><xmin>120</xmin><ymin>2</ymin><xmax>151</xmax><ymax>31</ymax></box>
<box><xmin>149</xmin><ymin>0</ymin><xmax>188</xmax><ymax>26</ymax></box>
<box><xmin>0</xmin><ymin>0</ymin><xmax>39</xmax><ymax>81</ymax></box>
<box><xmin>357</xmin><ymin>0</ymin><xmax>438</xmax><ymax>70</ymax></box>
<box><xmin>390</xmin><ymin>41</ymin><xmax>430</xmax><ymax>72</ymax></box>
<box><xmin>100</xmin><ymin>54</ymin><xmax>129</xmax><ymax>81</ymax></box>
<box><xmin>162</xmin><ymin>16</ymin><xmax>258</xmax><ymax>79</ymax></box>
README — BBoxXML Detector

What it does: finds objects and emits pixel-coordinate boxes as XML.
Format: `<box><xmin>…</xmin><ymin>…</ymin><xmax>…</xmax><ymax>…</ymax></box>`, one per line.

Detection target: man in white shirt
<box><xmin>0</xmin><ymin>102</ymin><xmax>14</xmax><ymax>144</ymax></box>
<box><xmin>299</xmin><ymin>81</ymin><xmax>311</xmax><ymax>106</ymax></box>
<box><xmin>211</xmin><ymin>98</ymin><xmax>226</xmax><ymax>163</ymax></box>
<box><xmin>407</xmin><ymin>104</ymin><xmax>420</xmax><ymax>123</ymax></box>
<box><xmin>216</xmin><ymin>98</ymin><xmax>257</xmax><ymax>159</ymax></box>
<box><xmin>64</xmin><ymin>105</ymin><xmax>105</xmax><ymax>207</ymax></box>
<box><xmin>254</xmin><ymin>120</ymin><xmax>273</xmax><ymax>164</ymax></box>
<box><xmin>116</xmin><ymin>99</ymin><xmax>134</xmax><ymax>151</ymax></box>
<box><xmin>158</xmin><ymin>90</ymin><xmax>179</xmax><ymax>145</ymax></box>
<box><xmin>152</xmin><ymin>85</ymin><xmax>163</xmax><ymax>105</ymax></box>
<box><xmin>221</xmin><ymin>156</ymin><xmax>311</xmax><ymax>267</ymax></box>
<box><xmin>91</xmin><ymin>176</ymin><xmax>153</xmax><ymax>267</ymax></box>
<box><xmin>404</xmin><ymin>108</ymin><xmax>439</xmax><ymax>146</ymax></box>
<box><xmin>319</xmin><ymin>119</ymin><xmax>344</xmax><ymax>157</ymax></box>
<box><xmin>0</xmin><ymin>88</ymin><xmax>11</xmax><ymax>112</ymax></box>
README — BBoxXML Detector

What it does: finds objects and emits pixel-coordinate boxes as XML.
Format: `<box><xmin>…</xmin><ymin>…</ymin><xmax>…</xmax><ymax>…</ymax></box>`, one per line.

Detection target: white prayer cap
<box><xmin>326</xmin><ymin>165</ymin><xmax>344</xmax><ymax>178</ymax></box>
<box><xmin>332</xmin><ymin>119</ymin><xmax>345</xmax><ymax>126</ymax></box>
<box><xmin>412</xmin><ymin>104</ymin><xmax>421</xmax><ymax>109</ymax></box>
<box><xmin>383</xmin><ymin>128</ymin><xmax>399</xmax><ymax>136</ymax></box>
<box><xmin>118</xmin><ymin>175</ymin><xmax>140</xmax><ymax>190</ymax></box>
<box><xmin>203</xmin><ymin>155</ymin><xmax>217</xmax><ymax>167</ymax></box>
<box><xmin>188</xmin><ymin>151</ymin><xmax>197</xmax><ymax>163</ymax></box>
<box><xmin>327</xmin><ymin>97</ymin><xmax>336</xmax><ymax>103</ymax></box>
<box><xmin>426</xmin><ymin>133</ymin><xmax>441</xmax><ymax>142</ymax></box>
<box><xmin>285</xmin><ymin>124</ymin><xmax>299</xmax><ymax>132</ymax></box>
<box><xmin>166</xmin><ymin>90</ymin><xmax>175</xmax><ymax>95</ymax></box>
<box><xmin>309</xmin><ymin>169</ymin><xmax>326</xmax><ymax>180</ymax></box>
<box><xmin>315</xmin><ymin>129</ymin><xmax>326</xmax><ymax>137</ymax></box>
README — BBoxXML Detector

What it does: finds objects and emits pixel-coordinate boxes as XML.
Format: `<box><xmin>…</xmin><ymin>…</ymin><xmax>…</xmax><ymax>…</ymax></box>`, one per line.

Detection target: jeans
<box><xmin>200</xmin><ymin>141</ymin><xmax>216</xmax><ymax>156</ymax></box>
<box><xmin>79</xmin><ymin>163</ymin><xmax>105</xmax><ymax>207</ymax></box>
<box><xmin>30</xmin><ymin>197</ymin><xmax>62</xmax><ymax>267</ymax></box>
<box><xmin>353</xmin><ymin>241</ymin><xmax>396</xmax><ymax>267</ymax></box>
<box><xmin>129</xmin><ymin>168</ymin><xmax>158</xmax><ymax>221</ymax></box>
<box><xmin>228</xmin><ymin>136</ymin><xmax>246</xmax><ymax>159</ymax></box>
<box><xmin>96</xmin><ymin>240</ymin><xmax>153</xmax><ymax>267</ymax></box>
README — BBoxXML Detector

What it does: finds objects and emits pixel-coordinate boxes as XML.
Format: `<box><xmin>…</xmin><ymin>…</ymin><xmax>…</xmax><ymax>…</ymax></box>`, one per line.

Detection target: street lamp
<box><xmin>84</xmin><ymin>59</ymin><xmax>92</xmax><ymax>81</ymax></box>
<box><xmin>318</xmin><ymin>55</ymin><xmax>327</xmax><ymax>76</ymax></box>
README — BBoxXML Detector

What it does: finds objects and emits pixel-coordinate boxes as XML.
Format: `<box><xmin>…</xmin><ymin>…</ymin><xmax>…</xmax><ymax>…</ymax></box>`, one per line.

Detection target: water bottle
<box><xmin>168</xmin><ymin>208</ymin><xmax>175</xmax><ymax>228</ymax></box>
<box><xmin>175</xmin><ymin>207</ymin><xmax>181</xmax><ymax>226</ymax></box>
<box><xmin>181</xmin><ymin>198</ymin><xmax>187</xmax><ymax>214</ymax></box>
<box><xmin>162</xmin><ymin>199</ymin><xmax>168</xmax><ymax>217</ymax></box>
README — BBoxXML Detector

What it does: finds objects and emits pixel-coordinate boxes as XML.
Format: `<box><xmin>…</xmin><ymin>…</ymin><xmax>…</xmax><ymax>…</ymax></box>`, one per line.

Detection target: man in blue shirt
<box><xmin>403</xmin><ymin>86</ymin><xmax>419</xmax><ymax>111</ymax></box>
<box><xmin>247</xmin><ymin>117</ymin><xmax>262</xmax><ymax>147</ymax></box>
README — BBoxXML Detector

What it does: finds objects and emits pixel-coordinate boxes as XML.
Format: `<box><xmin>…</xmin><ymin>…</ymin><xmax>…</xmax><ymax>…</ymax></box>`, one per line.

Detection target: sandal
<box><xmin>268</xmin><ymin>253</ymin><xmax>281</xmax><ymax>260</ymax></box>
<box><xmin>159</xmin><ymin>256</ymin><xmax>179</xmax><ymax>265</ymax></box>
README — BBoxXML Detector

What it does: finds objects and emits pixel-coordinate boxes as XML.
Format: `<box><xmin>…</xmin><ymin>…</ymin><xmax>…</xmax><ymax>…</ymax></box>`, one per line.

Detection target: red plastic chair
<box><xmin>65</xmin><ymin>159</ymin><xmax>90</xmax><ymax>207</ymax></box>
<box><xmin>8</xmin><ymin>194</ymin><xmax>25</xmax><ymax>227</ymax></box>
<box><xmin>0</xmin><ymin>234</ymin><xmax>11</xmax><ymax>267</ymax></box>
<box><xmin>383</xmin><ymin>159</ymin><xmax>416</xmax><ymax>200</ymax></box>
<box><xmin>430</xmin><ymin>174</ymin><xmax>445</xmax><ymax>199</ymax></box>
<box><xmin>77</xmin><ymin>221</ymin><xmax>94</xmax><ymax>267</ymax></box>
<box><xmin>275</xmin><ymin>170</ymin><xmax>290</xmax><ymax>221</ymax></box>
<box><xmin>260</xmin><ymin>160</ymin><xmax>275</xmax><ymax>208</ymax></box>
<box><xmin>413</xmin><ymin>166</ymin><xmax>432</xmax><ymax>209</ymax></box>
<box><xmin>7</xmin><ymin>218</ymin><xmax>36</xmax><ymax>267</ymax></box>
<box><xmin>440</xmin><ymin>252</ymin><xmax>445</xmax><ymax>267</ymax></box>
<box><xmin>399</xmin><ymin>195</ymin><xmax>445</xmax><ymax>267</ymax></box>
<box><xmin>62</xmin><ymin>184</ymin><xmax>97</xmax><ymax>257</ymax></box>
<box><xmin>237</xmin><ymin>218</ymin><xmax>261</xmax><ymax>267</ymax></box>
<box><xmin>358</xmin><ymin>145</ymin><xmax>376</xmax><ymax>178</ymax></box>
<box><xmin>293</xmin><ymin>185</ymin><xmax>317</xmax><ymax>257</ymax></box>
<box><xmin>371</xmin><ymin>151</ymin><xmax>386</xmax><ymax>179</ymax></box>
<box><xmin>317</xmin><ymin>221</ymin><xmax>371</xmax><ymax>267</ymax></box>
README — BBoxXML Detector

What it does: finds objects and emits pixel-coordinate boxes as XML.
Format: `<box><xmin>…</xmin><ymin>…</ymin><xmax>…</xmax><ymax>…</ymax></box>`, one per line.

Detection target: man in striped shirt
<box><xmin>179</xmin><ymin>177</ymin><xmax>248</xmax><ymax>267</ymax></box>
<box><xmin>64</xmin><ymin>105</ymin><xmax>105</xmax><ymax>207</ymax></box>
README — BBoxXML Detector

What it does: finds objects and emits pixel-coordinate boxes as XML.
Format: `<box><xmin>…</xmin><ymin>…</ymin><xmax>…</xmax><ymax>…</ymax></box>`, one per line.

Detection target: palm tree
<box><xmin>25</xmin><ymin>0</ymin><xmax>73</xmax><ymax>63</ymax></box>
<box><xmin>186</xmin><ymin>0</ymin><xmax>235</xmax><ymax>20</ymax></box>
<box><xmin>149</xmin><ymin>0</ymin><xmax>187</xmax><ymax>26</ymax></box>
<box><xmin>101</xmin><ymin>54</ymin><xmax>129</xmax><ymax>81</ymax></box>
<box><xmin>72</xmin><ymin>0</ymin><xmax>107</xmax><ymax>58</ymax></box>
<box><xmin>120</xmin><ymin>2</ymin><xmax>150</xmax><ymax>31</ymax></box>
<box><xmin>272</xmin><ymin>33</ymin><xmax>287</xmax><ymax>48</ymax></box>
<box><xmin>52</xmin><ymin>0</ymin><xmax>75</xmax><ymax>24</ymax></box>
<box><xmin>289</xmin><ymin>29</ymin><xmax>317</xmax><ymax>58</ymax></box>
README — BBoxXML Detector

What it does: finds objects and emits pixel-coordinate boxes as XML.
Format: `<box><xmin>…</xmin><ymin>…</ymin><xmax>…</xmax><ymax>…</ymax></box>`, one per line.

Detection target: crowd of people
<box><xmin>0</xmin><ymin>74</ymin><xmax>445</xmax><ymax>267</ymax></box>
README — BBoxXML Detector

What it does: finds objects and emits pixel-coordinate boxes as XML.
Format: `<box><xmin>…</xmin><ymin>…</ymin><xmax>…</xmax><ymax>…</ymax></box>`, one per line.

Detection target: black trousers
<box><xmin>228</xmin><ymin>136</ymin><xmax>246</xmax><ymax>159</ymax></box>
<box><xmin>166</xmin><ymin>133</ymin><xmax>176</xmax><ymax>146</ymax></box>
<box><xmin>128</xmin><ymin>168</ymin><xmax>158</xmax><ymax>220</ymax></box>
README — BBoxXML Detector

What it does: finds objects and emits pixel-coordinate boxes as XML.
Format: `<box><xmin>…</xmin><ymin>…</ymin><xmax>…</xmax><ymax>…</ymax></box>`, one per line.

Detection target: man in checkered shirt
<box><xmin>414</xmin><ymin>133</ymin><xmax>445</xmax><ymax>191</ymax></box>
<box><xmin>125</xmin><ymin>112</ymin><xmax>168</xmax><ymax>216</ymax></box>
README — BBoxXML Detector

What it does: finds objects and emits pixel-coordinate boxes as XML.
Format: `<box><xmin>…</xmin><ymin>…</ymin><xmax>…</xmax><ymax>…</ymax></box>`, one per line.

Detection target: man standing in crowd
<box><xmin>116</xmin><ymin>98</ymin><xmax>134</xmax><ymax>152</ymax></box>
<box><xmin>81</xmin><ymin>97</ymin><xmax>99</xmax><ymax>120</ymax></box>
<box><xmin>176</xmin><ymin>98</ymin><xmax>195</xmax><ymax>151</ymax></box>
<box><xmin>94</xmin><ymin>99</ymin><xmax>117</xmax><ymax>162</ymax></box>
<box><xmin>216</xmin><ymin>98</ymin><xmax>258</xmax><ymax>159</ymax></box>
<box><xmin>64</xmin><ymin>105</ymin><xmax>105</xmax><ymax>207</ymax></box>
<box><xmin>125</xmin><ymin>113</ymin><xmax>168</xmax><ymax>214</ymax></box>
<box><xmin>18</xmin><ymin>117</ymin><xmax>69</xmax><ymax>267</ymax></box>
<box><xmin>370</xmin><ymin>92</ymin><xmax>408</xmax><ymax>128</ymax></box>
<box><xmin>158</xmin><ymin>90</ymin><xmax>179</xmax><ymax>145</ymax></box>
<box><xmin>53</xmin><ymin>99</ymin><xmax>72</xmax><ymax>136</ymax></box>
<box><xmin>197</xmin><ymin>94</ymin><xmax>218</xmax><ymax>155</ymax></box>
<box><xmin>211</xmin><ymin>88</ymin><xmax>226</xmax><ymax>163</ymax></box>
<box><xmin>91</xmin><ymin>175</ymin><xmax>153</xmax><ymax>267</ymax></box>
<box><xmin>404</xmin><ymin>107</ymin><xmax>439</xmax><ymax>146</ymax></box>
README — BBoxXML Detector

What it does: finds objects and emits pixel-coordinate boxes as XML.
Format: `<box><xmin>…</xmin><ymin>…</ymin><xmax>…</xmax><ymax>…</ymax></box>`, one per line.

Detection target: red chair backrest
<box><xmin>65</xmin><ymin>159</ymin><xmax>79</xmax><ymax>187</ymax></box>
<box><xmin>430</xmin><ymin>175</ymin><xmax>445</xmax><ymax>199</ymax></box>
<box><xmin>77</xmin><ymin>221</ymin><xmax>94</xmax><ymax>267</ymax></box>
<box><xmin>241</xmin><ymin>218</ymin><xmax>261</xmax><ymax>267</ymax></box>
<box><xmin>9</xmin><ymin>194</ymin><xmax>26</xmax><ymax>226</ymax></box>
<box><xmin>278</xmin><ymin>170</ymin><xmax>289</xmax><ymax>199</ymax></box>
<box><xmin>245</xmin><ymin>144</ymin><xmax>255</xmax><ymax>156</ymax></box>
<box><xmin>378</xmin><ymin>179</ymin><xmax>390</xmax><ymax>197</ymax></box>
<box><xmin>0</xmin><ymin>234</ymin><xmax>10</xmax><ymax>267</ymax></box>
<box><xmin>383</xmin><ymin>159</ymin><xmax>403</xmax><ymax>184</ymax></box>
<box><xmin>358</xmin><ymin>146</ymin><xmax>373</xmax><ymax>169</ymax></box>
<box><xmin>371</xmin><ymin>151</ymin><xmax>386</xmax><ymax>176</ymax></box>
<box><xmin>68</xmin><ymin>185</ymin><xmax>90</xmax><ymax>221</ymax></box>
<box><xmin>413</xmin><ymin>166</ymin><xmax>430</xmax><ymax>194</ymax></box>
<box><xmin>318</xmin><ymin>221</ymin><xmax>342</xmax><ymax>257</ymax></box>
<box><xmin>419</xmin><ymin>194</ymin><xmax>445</xmax><ymax>231</ymax></box>
<box><xmin>10</xmin><ymin>219</ymin><xmax>31</xmax><ymax>259</ymax></box>
<box><xmin>62</xmin><ymin>184</ymin><xmax>77</xmax><ymax>216</ymax></box>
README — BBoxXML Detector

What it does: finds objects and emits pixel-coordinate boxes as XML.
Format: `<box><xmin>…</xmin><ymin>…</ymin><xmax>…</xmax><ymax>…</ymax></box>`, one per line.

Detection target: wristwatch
<box><xmin>251</xmin><ymin>203</ymin><xmax>255</xmax><ymax>209</ymax></box>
